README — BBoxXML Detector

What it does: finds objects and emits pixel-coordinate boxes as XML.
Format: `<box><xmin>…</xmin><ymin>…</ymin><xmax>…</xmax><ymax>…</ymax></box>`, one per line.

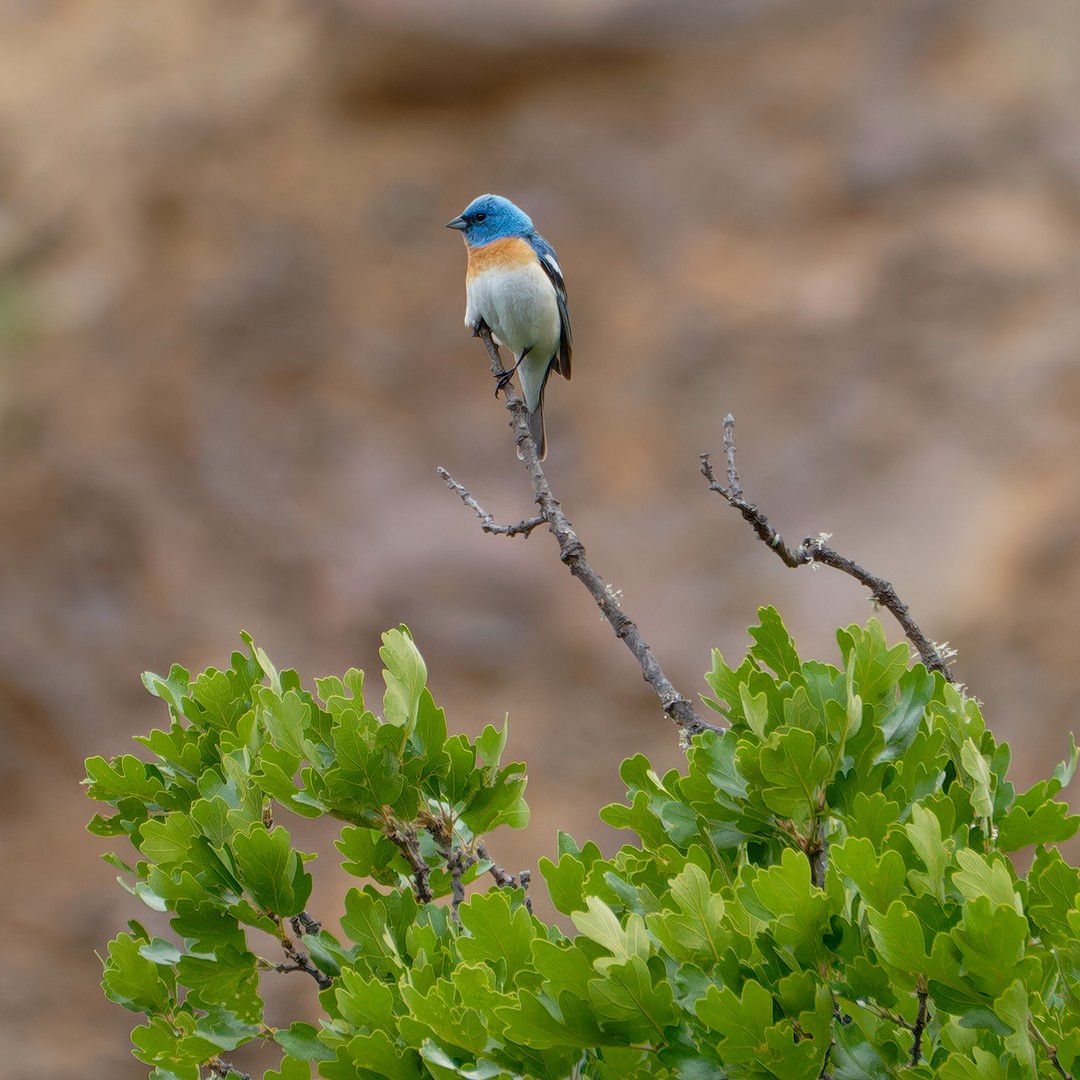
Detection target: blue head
<box><xmin>446</xmin><ymin>194</ymin><xmax>534</xmax><ymax>246</ymax></box>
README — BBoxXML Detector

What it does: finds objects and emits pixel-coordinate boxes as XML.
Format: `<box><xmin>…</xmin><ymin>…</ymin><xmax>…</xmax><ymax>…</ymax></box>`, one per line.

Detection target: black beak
<box><xmin>445</xmin><ymin>215</ymin><xmax>468</xmax><ymax>231</ymax></box>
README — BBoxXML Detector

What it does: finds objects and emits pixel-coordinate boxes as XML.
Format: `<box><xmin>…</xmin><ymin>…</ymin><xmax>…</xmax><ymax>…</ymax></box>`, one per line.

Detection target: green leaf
<box><xmin>316</xmin><ymin>667</ymin><xmax>365</xmax><ymax>709</ymax></box>
<box><xmin>829</xmin><ymin>1016</ymin><xmax>890</xmax><ymax>1079</ymax></box>
<box><xmin>1027</xmin><ymin>847</ymin><xmax>1080</xmax><ymax>948</ymax></box>
<box><xmin>530</xmin><ymin>939</ymin><xmax>596</xmax><ymax>1001</ymax></box>
<box><xmin>475</xmin><ymin>721</ymin><xmax>508</xmax><ymax>770</ymax></box>
<box><xmin>333</xmin><ymin>967</ymin><xmax>398</xmax><ymax>1035</ymax></box>
<box><xmin>997</xmin><ymin>787</ymin><xmax>1080</xmax><ymax>852</ymax></box>
<box><xmin>322</xmin><ymin>1029</ymin><xmax>420</xmax><ymax>1080</ymax></box>
<box><xmin>758</xmin><ymin>727</ymin><xmax>833</xmax><ymax>820</ymax></box>
<box><xmin>84</xmin><ymin>754</ymin><xmax>170</xmax><ymax>807</ymax></box>
<box><xmin>195</xmin><ymin>1007</ymin><xmax>262</xmax><ymax>1051</ymax></box>
<box><xmin>748</xmin><ymin>606</ymin><xmax>801</xmax><ymax>679</ymax></box>
<box><xmin>138</xmin><ymin>812</ymin><xmax>199</xmax><ymax>868</ymax></box>
<box><xmin>412</xmin><ymin>687</ymin><xmax>447</xmax><ymax>757</ymax></box>
<box><xmin>836</xmin><ymin>620</ymin><xmax>909</xmax><ymax>705</ymax></box>
<box><xmin>704</xmin><ymin>650</ymin><xmax>759</xmax><ymax>719</ymax></box>
<box><xmin>696</xmin><ymin>979</ymin><xmax>774</xmax><ymax>1059</ymax></box>
<box><xmin>494</xmin><ymin>990</ymin><xmax>608</xmax><ymax>1049</ymax></box>
<box><xmin>398</xmin><ymin>969</ymin><xmax>494</xmax><ymax>1054</ymax></box>
<box><xmin>867</xmin><ymin>901</ymin><xmax>929</xmax><ymax>977</ymax></box>
<box><xmin>458</xmin><ymin>753</ymin><xmax>530</xmax><ymax>834</ymax></box>
<box><xmin>738</xmin><ymin>848</ymin><xmax>833</xmax><ymax>965</ymax></box>
<box><xmin>832</xmin><ymin>837</ymin><xmax>906</xmax><ymax>914</ymax></box>
<box><xmin>140</xmin><ymin>938</ymin><xmax>183</xmax><ymax>966</ymax></box>
<box><xmin>602</xmin><ymin>754</ymin><xmax>697</xmax><ymax>848</ymax></box>
<box><xmin>102</xmin><ymin>931</ymin><xmax>175</xmax><ymax>1014</ymax></box>
<box><xmin>419</xmin><ymin>1044</ymin><xmax>517</xmax><ymax>1080</ymax></box>
<box><xmin>134</xmin><ymin>725</ymin><xmax>210</xmax><ymax>778</ymax></box>
<box><xmin>131</xmin><ymin>1015</ymin><xmax>218</xmax><ymax>1073</ymax></box>
<box><xmin>257</xmin><ymin>688</ymin><xmax>318</xmax><ymax>762</ymax></box>
<box><xmin>169</xmin><ymin>908</ymin><xmax>245</xmax><ymax>956</ymax></box>
<box><xmin>380</xmin><ymin>625</ymin><xmax>427</xmax><ymax>732</ymax></box>
<box><xmin>953</xmin><ymin>897</ymin><xmax>1031</xmax><ymax>997</ymax></box>
<box><xmin>231</xmin><ymin>824</ymin><xmax>312</xmax><ymax>917</ymax></box>
<box><xmin>571</xmin><ymin>898</ymin><xmax>651</xmax><ymax>970</ymax></box>
<box><xmin>190</xmin><ymin>796</ymin><xmax>232</xmax><ymax>849</ymax></box>
<box><xmin>951</xmin><ymin>849</ymin><xmax>1019</xmax><ymax>910</ymax></box>
<box><xmin>885</xmin><ymin>726</ymin><xmax>948</xmax><ymax>808</ymax></box>
<box><xmin>177</xmin><ymin>946</ymin><xmax>262</xmax><ymax>1023</ymax></box>
<box><xmin>843</xmin><ymin>792</ymin><xmax>901</xmax><ymax>847</ymax></box>
<box><xmin>689</xmin><ymin>730</ymin><xmax>748</xmax><ymax>807</ymax></box>
<box><xmin>457</xmin><ymin>890</ymin><xmax>537</xmax><ymax>979</ymax></box>
<box><xmin>994</xmin><ymin>980</ymin><xmax>1036</xmax><ymax>1073</ymax></box>
<box><xmin>273</xmin><ymin>1021</ymin><xmax>335</xmax><ymax>1062</ymax></box>
<box><xmin>876</xmin><ymin>666</ymin><xmax>934</xmax><ymax>763</ymax></box>
<box><xmin>265</xmin><ymin>1055</ymin><xmax>312</xmax><ymax>1080</ymax></box>
<box><xmin>340</xmin><ymin>888</ymin><xmax>403</xmax><ymax>977</ymax></box>
<box><xmin>739</xmin><ymin>685</ymin><xmax>770</xmax><ymax>741</ymax></box>
<box><xmin>1054</xmin><ymin>733</ymin><xmax>1079</xmax><ymax>787</ymax></box>
<box><xmin>91</xmin><ymin>619</ymin><xmax>1080</xmax><ymax>1080</ymax></box>
<box><xmin>646</xmin><ymin>863</ymin><xmax>728</xmax><ymax>966</ymax></box>
<box><xmin>142</xmin><ymin>664</ymin><xmax>193</xmax><ymax>716</ymax></box>
<box><xmin>253</xmin><ymin>743</ymin><xmax>326</xmax><ymax>818</ymax></box>
<box><xmin>936</xmin><ymin>1047</ymin><xmax>1009</xmax><ymax>1080</ymax></box>
<box><xmin>587</xmin><ymin>956</ymin><xmax>676</xmax><ymax>1043</ymax></box>
<box><xmin>904</xmin><ymin>802</ymin><xmax>948</xmax><ymax>901</ymax></box>
<box><xmin>188</xmin><ymin>667</ymin><xmax>250</xmax><ymax>731</ymax></box>
<box><xmin>325</xmin><ymin>710</ymin><xmax>401</xmax><ymax>812</ymax></box>
<box><xmin>336</xmin><ymin>826</ymin><xmax>403</xmax><ymax>881</ymax></box>
<box><xmin>88</xmin><ymin>812</ymin><xmax>133</xmax><ymax>837</ymax></box>
<box><xmin>960</xmin><ymin>738</ymin><xmax>995</xmax><ymax>820</ymax></box>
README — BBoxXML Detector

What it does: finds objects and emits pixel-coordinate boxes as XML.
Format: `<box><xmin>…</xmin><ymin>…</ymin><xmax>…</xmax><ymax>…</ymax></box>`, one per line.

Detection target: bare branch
<box><xmin>447</xmin><ymin>846</ymin><xmax>467</xmax><ymax>918</ymax></box>
<box><xmin>910</xmin><ymin>977</ymin><xmax>930</xmax><ymax>1066</ymax></box>
<box><xmin>856</xmin><ymin>980</ymin><xmax>931</xmax><ymax>1065</ymax></box>
<box><xmin>275</xmin><ymin>918</ymin><xmax>332</xmax><ymax>990</ymax></box>
<box><xmin>205</xmin><ymin>1057</ymin><xmax>251</xmax><ymax>1080</ymax></box>
<box><xmin>519</xmin><ymin>869</ymin><xmax>533</xmax><ymax>914</ymax></box>
<box><xmin>474</xmin><ymin>840</ymin><xmax>516</xmax><ymax>888</ymax></box>
<box><xmin>291</xmin><ymin>910</ymin><xmax>322</xmax><ymax>936</ymax></box>
<box><xmin>437</xmin><ymin>468</ymin><xmax>546</xmax><ymax>537</ymax></box>
<box><xmin>806</xmin><ymin>825</ymin><xmax>829</xmax><ymax>892</ymax></box>
<box><xmin>444</xmin><ymin>325</ymin><xmax>719</xmax><ymax>739</ymax></box>
<box><xmin>422</xmin><ymin>816</ymin><xmax>469</xmax><ymax>919</ymax></box>
<box><xmin>384</xmin><ymin>819</ymin><xmax>434</xmax><ymax>904</ymax></box>
<box><xmin>702</xmin><ymin>414</ymin><xmax>955</xmax><ymax>682</ymax></box>
<box><xmin>1031</xmin><ymin>1020</ymin><xmax>1074</xmax><ymax>1080</ymax></box>
<box><xmin>476</xmin><ymin>840</ymin><xmax>534</xmax><ymax>913</ymax></box>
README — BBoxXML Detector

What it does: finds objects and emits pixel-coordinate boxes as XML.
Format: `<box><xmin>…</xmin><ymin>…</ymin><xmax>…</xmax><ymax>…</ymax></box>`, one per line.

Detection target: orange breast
<box><xmin>466</xmin><ymin>236</ymin><xmax>536</xmax><ymax>279</ymax></box>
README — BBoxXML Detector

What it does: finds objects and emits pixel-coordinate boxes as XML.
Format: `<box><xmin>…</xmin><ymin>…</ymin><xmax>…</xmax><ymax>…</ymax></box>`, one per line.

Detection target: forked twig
<box><xmin>383</xmin><ymin>819</ymin><xmax>434</xmax><ymax>904</ymax></box>
<box><xmin>701</xmin><ymin>414</ymin><xmax>955</xmax><ymax>681</ymax></box>
<box><xmin>275</xmin><ymin>918</ymin><xmax>332</xmax><ymax>990</ymax></box>
<box><xmin>437</xmin><ymin>469</ymin><xmax>545</xmax><ymax>537</ymax></box>
<box><xmin>477</xmin><ymin>841</ymin><xmax>533</xmax><ymax>913</ymax></box>
<box><xmin>440</xmin><ymin>325</ymin><xmax>718</xmax><ymax>738</ymax></box>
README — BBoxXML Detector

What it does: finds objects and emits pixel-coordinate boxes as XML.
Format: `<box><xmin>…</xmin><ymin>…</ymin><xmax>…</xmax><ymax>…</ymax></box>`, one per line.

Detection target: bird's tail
<box><xmin>519</xmin><ymin>393</ymin><xmax>547</xmax><ymax>461</ymax></box>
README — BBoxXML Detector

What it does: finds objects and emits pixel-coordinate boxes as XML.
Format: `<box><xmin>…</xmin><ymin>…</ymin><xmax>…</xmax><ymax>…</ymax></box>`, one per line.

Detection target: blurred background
<box><xmin>3</xmin><ymin>0</ymin><xmax>1080</xmax><ymax>1075</ymax></box>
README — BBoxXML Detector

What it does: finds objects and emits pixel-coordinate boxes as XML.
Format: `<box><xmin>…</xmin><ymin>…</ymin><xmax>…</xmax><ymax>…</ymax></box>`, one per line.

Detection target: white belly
<box><xmin>466</xmin><ymin>262</ymin><xmax>561</xmax><ymax>365</ymax></box>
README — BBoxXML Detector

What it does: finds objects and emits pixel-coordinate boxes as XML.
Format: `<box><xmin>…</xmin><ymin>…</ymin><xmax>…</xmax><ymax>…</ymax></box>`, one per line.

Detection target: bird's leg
<box><xmin>495</xmin><ymin>347</ymin><xmax>531</xmax><ymax>395</ymax></box>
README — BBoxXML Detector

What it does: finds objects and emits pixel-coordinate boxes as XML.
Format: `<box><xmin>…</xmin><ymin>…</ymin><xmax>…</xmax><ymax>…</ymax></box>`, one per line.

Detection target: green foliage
<box><xmin>86</xmin><ymin>612</ymin><xmax>1080</xmax><ymax>1079</ymax></box>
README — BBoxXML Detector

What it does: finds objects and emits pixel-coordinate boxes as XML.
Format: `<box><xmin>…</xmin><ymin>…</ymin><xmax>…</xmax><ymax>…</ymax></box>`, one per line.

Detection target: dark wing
<box><xmin>528</xmin><ymin>232</ymin><xmax>572</xmax><ymax>380</ymax></box>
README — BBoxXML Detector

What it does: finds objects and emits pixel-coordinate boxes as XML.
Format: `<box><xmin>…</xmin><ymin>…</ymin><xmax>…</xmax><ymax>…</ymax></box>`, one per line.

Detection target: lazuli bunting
<box><xmin>446</xmin><ymin>194</ymin><xmax>572</xmax><ymax>460</ymax></box>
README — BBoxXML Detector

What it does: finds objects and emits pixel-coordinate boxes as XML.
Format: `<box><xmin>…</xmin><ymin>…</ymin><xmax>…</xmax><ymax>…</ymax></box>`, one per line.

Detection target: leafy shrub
<box><xmin>85</xmin><ymin>611</ymin><xmax>1080</xmax><ymax>1079</ymax></box>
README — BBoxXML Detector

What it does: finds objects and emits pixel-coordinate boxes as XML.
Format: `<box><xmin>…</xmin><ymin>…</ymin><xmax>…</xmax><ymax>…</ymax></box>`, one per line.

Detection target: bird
<box><xmin>446</xmin><ymin>194</ymin><xmax>572</xmax><ymax>460</ymax></box>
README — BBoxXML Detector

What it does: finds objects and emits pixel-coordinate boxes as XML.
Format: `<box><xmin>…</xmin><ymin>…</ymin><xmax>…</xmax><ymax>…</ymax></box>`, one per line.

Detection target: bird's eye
<box><xmin>475</xmin><ymin>212</ymin><xmax>486</xmax><ymax>222</ymax></box>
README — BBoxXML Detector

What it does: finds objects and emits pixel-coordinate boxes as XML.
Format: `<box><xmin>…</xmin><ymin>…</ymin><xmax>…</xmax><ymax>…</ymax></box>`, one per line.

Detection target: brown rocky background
<box><xmin>2</xmin><ymin>0</ymin><xmax>1079</xmax><ymax>1075</ymax></box>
